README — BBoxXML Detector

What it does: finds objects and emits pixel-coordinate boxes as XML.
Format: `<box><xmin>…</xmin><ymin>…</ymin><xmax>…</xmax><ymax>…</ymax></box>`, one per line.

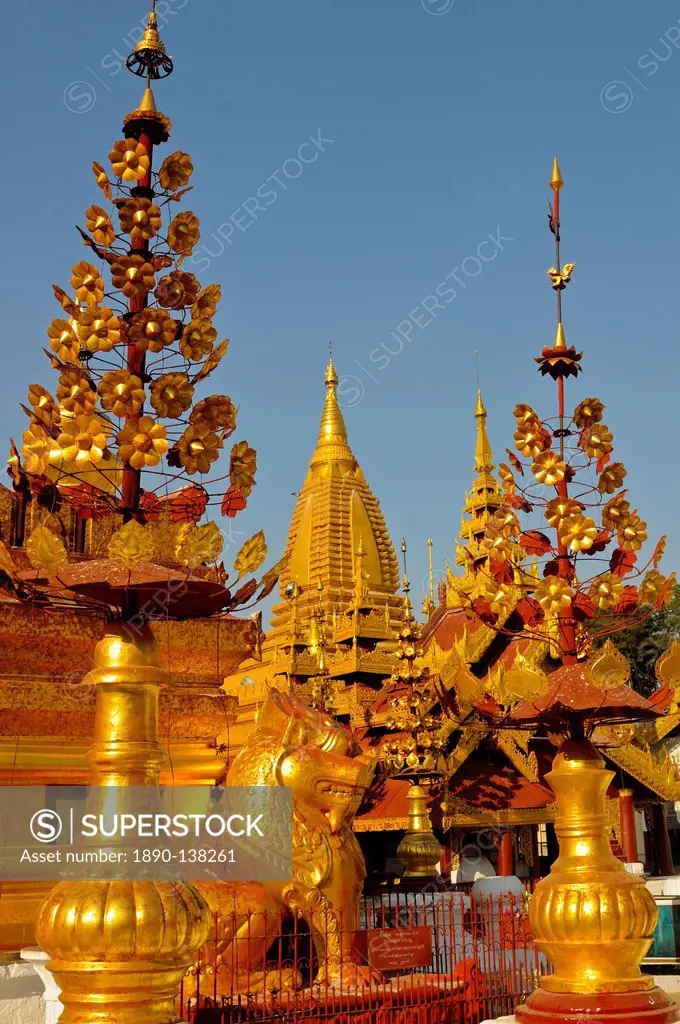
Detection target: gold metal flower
<box><xmin>109</xmin><ymin>138</ymin><xmax>150</xmax><ymax>182</ymax></box>
<box><xmin>534</xmin><ymin>575</ymin><xmax>573</xmax><ymax>615</ymax></box>
<box><xmin>229</xmin><ymin>440</ymin><xmax>257</xmax><ymax>491</ymax></box>
<box><xmin>601</xmin><ymin>494</ymin><xmax>631</xmax><ymax>533</ymax></box>
<box><xmin>544</xmin><ymin>496</ymin><xmax>583</xmax><ymax>529</ymax></box>
<box><xmin>582</xmin><ymin>423</ymin><xmax>613</xmax><ymax>459</ymax></box>
<box><xmin>116</xmin><ymin>416</ymin><xmax>168</xmax><ymax>469</ymax></box>
<box><xmin>481</xmin><ymin>580</ymin><xmax>515</xmax><ymax>617</ymax></box>
<box><xmin>92</xmin><ymin>161</ymin><xmax>112</xmax><ymax>200</ymax></box>
<box><xmin>589</xmin><ymin>573</ymin><xmax>624</xmax><ymax>611</ymax></box>
<box><xmin>28</xmin><ymin>384</ymin><xmax>58</xmax><ymax>430</ymax></box>
<box><xmin>177</xmin><ymin>423</ymin><xmax>222</xmax><ymax>475</ymax></box>
<box><xmin>85</xmin><ymin>204</ymin><xmax>116</xmax><ymax>246</ymax></box>
<box><xmin>154</xmin><ymin>269</ymin><xmax>200</xmax><ymax>310</ymax></box>
<box><xmin>190</xmin><ymin>395</ymin><xmax>237</xmax><ymax>434</ymax></box>
<box><xmin>111</xmin><ymin>255</ymin><xmax>155</xmax><ymax>298</ymax></box>
<box><xmin>573</xmin><ymin>397</ymin><xmax>605</xmax><ymax>429</ymax></box>
<box><xmin>70</xmin><ymin>261</ymin><xmax>104</xmax><ymax>306</ymax></box>
<box><xmin>639</xmin><ymin>569</ymin><xmax>668</xmax><ymax>606</ymax></box>
<box><xmin>558</xmin><ymin>514</ymin><xmax>599</xmax><ymax>553</ymax></box>
<box><xmin>99</xmin><ymin>370</ymin><xmax>145</xmax><ymax>418</ymax></box>
<box><xmin>167</xmin><ymin>211</ymin><xmax>200</xmax><ymax>255</ymax></box>
<box><xmin>491</xmin><ymin>507</ymin><xmax>520</xmax><ymax>539</ymax></box>
<box><xmin>532</xmin><ymin>449</ymin><xmax>566</xmax><ymax>486</ymax></box>
<box><xmin>158</xmin><ymin>150</ymin><xmax>193</xmax><ymax>191</ymax></box>
<box><xmin>191</xmin><ymin>284</ymin><xmax>222</xmax><ymax>320</ymax></box>
<box><xmin>479</xmin><ymin>530</ymin><xmax>512</xmax><ymax>563</ymax></box>
<box><xmin>21</xmin><ymin>422</ymin><xmax>52</xmax><ymax>475</ymax></box>
<box><xmin>618</xmin><ymin>513</ymin><xmax>648</xmax><ymax>553</ymax></box>
<box><xmin>179</xmin><ymin>319</ymin><xmax>216</xmax><ymax>361</ymax></box>
<box><xmin>48</xmin><ymin>318</ymin><xmax>80</xmax><ymax>361</ymax></box>
<box><xmin>514</xmin><ymin>420</ymin><xmax>547</xmax><ymax>458</ymax></box>
<box><xmin>128</xmin><ymin>308</ymin><xmax>177</xmax><ymax>352</ymax></box>
<box><xmin>513</xmin><ymin>403</ymin><xmax>540</xmax><ymax>426</ymax></box>
<box><xmin>57</xmin><ymin>369</ymin><xmax>97</xmax><ymax>415</ymax></box>
<box><xmin>76</xmin><ymin>306</ymin><xmax>124</xmax><ymax>353</ymax></box>
<box><xmin>598</xmin><ymin>461</ymin><xmax>627</xmax><ymax>494</ymax></box>
<box><xmin>150</xmin><ymin>372</ymin><xmax>194</xmax><ymax>418</ymax></box>
<box><xmin>56</xmin><ymin>415</ymin><xmax>109</xmax><ymax>468</ymax></box>
<box><xmin>118</xmin><ymin>197</ymin><xmax>162</xmax><ymax>242</ymax></box>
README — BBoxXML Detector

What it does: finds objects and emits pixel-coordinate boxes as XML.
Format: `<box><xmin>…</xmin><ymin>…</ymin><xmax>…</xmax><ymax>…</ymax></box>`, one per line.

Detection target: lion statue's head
<box><xmin>227</xmin><ymin>689</ymin><xmax>375</xmax><ymax>833</ymax></box>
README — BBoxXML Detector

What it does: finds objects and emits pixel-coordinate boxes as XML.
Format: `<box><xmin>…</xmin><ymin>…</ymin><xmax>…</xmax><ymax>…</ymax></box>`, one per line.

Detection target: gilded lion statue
<box><xmin>198</xmin><ymin>689</ymin><xmax>377</xmax><ymax>993</ymax></box>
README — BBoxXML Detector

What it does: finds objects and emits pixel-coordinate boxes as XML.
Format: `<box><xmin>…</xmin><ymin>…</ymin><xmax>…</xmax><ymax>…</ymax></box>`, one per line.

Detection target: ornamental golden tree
<box><xmin>467</xmin><ymin>165</ymin><xmax>674</xmax><ymax>662</ymax></box>
<box><xmin>4</xmin><ymin>65</ymin><xmax>281</xmax><ymax>615</ymax></box>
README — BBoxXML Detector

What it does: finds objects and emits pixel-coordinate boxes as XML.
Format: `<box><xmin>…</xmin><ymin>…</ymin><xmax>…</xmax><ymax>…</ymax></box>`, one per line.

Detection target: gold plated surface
<box><xmin>530</xmin><ymin>739</ymin><xmax>657</xmax><ymax>994</ymax></box>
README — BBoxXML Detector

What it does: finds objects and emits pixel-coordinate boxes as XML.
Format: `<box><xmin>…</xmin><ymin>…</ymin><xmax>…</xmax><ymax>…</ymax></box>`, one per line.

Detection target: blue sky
<box><xmin>2</xmin><ymin>0</ymin><xmax>679</xmax><ymax>611</ymax></box>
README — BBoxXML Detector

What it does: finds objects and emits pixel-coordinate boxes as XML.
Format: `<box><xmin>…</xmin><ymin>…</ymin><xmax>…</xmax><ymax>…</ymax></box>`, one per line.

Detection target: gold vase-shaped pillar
<box><xmin>397</xmin><ymin>784</ymin><xmax>443</xmax><ymax>879</ymax></box>
<box><xmin>516</xmin><ymin>739</ymin><xmax>679</xmax><ymax>1024</ymax></box>
<box><xmin>35</xmin><ymin>622</ymin><xmax>211</xmax><ymax>1024</ymax></box>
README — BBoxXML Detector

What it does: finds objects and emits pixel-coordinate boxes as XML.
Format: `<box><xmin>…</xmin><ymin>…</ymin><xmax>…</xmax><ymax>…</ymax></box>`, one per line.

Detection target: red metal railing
<box><xmin>178</xmin><ymin>891</ymin><xmax>550</xmax><ymax>1024</ymax></box>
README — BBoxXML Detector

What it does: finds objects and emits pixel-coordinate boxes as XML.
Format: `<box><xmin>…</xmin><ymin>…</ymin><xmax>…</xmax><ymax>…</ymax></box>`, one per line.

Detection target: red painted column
<box><xmin>530</xmin><ymin>824</ymin><xmax>541</xmax><ymax>880</ymax></box>
<box><xmin>652</xmin><ymin>803</ymin><xmax>674</xmax><ymax>877</ymax></box>
<box><xmin>618</xmin><ymin>788</ymin><xmax>638</xmax><ymax>864</ymax></box>
<box><xmin>497</xmin><ymin>830</ymin><xmax>516</xmax><ymax>876</ymax></box>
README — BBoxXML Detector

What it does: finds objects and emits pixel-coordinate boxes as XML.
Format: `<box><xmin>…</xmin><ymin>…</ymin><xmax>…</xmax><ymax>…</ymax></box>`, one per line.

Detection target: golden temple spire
<box><xmin>311</xmin><ymin>358</ymin><xmax>354</xmax><ymax>465</ymax></box>
<box><xmin>451</xmin><ymin>385</ymin><xmax>508</xmax><ymax>594</ymax></box>
<box><xmin>271</xmin><ymin>355</ymin><xmax>401</xmax><ymax>636</ymax></box>
<box><xmin>474</xmin><ymin>387</ymin><xmax>494</xmax><ymax>473</ymax></box>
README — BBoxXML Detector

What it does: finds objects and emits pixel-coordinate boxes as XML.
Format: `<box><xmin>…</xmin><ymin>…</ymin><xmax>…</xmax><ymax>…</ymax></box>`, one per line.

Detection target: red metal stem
<box><xmin>120</xmin><ymin>129</ymin><xmax>153</xmax><ymax>518</ymax></box>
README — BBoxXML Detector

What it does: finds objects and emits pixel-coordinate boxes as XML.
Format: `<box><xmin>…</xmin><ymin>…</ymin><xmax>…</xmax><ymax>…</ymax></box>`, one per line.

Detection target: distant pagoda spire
<box><xmin>453</xmin><ymin>387</ymin><xmax>505</xmax><ymax>587</ymax></box>
<box><xmin>473</xmin><ymin>387</ymin><xmax>494</xmax><ymax>473</ymax></box>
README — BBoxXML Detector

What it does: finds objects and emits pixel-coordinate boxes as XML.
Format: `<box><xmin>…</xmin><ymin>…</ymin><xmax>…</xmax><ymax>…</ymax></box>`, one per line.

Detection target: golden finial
<box><xmin>138</xmin><ymin>85</ymin><xmax>158</xmax><ymax>113</ymax></box>
<box><xmin>550</xmin><ymin>157</ymin><xmax>564</xmax><ymax>191</ymax></box>
<box><xmin>473</xmin><ymin>387</ymin><xmax>494</xmax><ymax>472</ymax></box>
<box><xmin>553</xmin><ymin>321</ymin><xmax>567</xmax><ymax>352</ymax></box>
<box><xmin>126</xmin><ymin>2</ymin><xmax>174</xmax><ymax>79</ymax></box>
<box><xmin>312</xmin><ymin>357</ymin><xmax>353</xmax><ymax>465</ymax></box>
<box><xmin>427</xmin><ymin>538</ymin><xmax>434</xmax><ymax>606</ymax></box>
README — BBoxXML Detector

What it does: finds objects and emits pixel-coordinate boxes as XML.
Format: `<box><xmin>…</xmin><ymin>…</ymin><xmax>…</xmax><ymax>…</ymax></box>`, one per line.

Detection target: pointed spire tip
<box><xmin>550</xmin><ymin>157</ymin><xmax>564</xmax><ymax>191</ymax></box>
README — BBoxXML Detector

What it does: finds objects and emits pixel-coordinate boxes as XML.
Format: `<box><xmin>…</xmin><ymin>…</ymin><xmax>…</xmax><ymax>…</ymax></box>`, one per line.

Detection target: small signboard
<box><xmin>352</xmin><ymin>926</ymin><xmax>433</xmax><ymax>971</ymax></box>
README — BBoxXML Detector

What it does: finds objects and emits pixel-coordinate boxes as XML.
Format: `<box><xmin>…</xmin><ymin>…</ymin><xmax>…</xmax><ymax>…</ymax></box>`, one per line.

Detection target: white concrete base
<box><xmin>623</xmin><ymin>861</ymin><xmax>646</xmax><ymax>876</ymax></box>
<box><xmin>20</xmin><ymin>950</ymin><xmax>62</xmax><ymax>1024</ymax></box>
<box><xmin>0</xmin><ymin>961</ymin><xmax>44</xmax><ymax>1024</ymax></box>
<box><xmin>652</xmin><ymin>975</ymin><xmax>680</xmax><ymax>993</ymax></box>
<box><xmin>647</xmin><ymin>876</ymin><xmax>680</xmax><ymax>897</ymax></box>
<box><xmin>471</xmin><ymin>875</ymin><xmax>525</xmax><ymax>899</ymax></box>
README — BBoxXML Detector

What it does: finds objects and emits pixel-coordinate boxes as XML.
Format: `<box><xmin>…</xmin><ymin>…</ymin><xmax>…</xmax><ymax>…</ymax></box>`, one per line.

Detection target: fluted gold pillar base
<box><xmin>397</xmin><ymin>785</ymin><xmax>443</xmax><ymax>879</ymax></box>
<box><xmin>34</xmin><ymin>625</ymin><xmax>211</xmax><ymax>1024</ymax></box>
<box><xmin>38</xmin><ymin>959</ymin><xmax>190</xmax><ymax>1024</ymax></box>
<box><xmin>516</xmin><ymin>985</ymin><xmax>680</xmax><ymax>1024</ymax></box>
<box><xmin>516</xmin><ymin>739</ymin><xmax>680</xmax><ymax>1024</ymax></box>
